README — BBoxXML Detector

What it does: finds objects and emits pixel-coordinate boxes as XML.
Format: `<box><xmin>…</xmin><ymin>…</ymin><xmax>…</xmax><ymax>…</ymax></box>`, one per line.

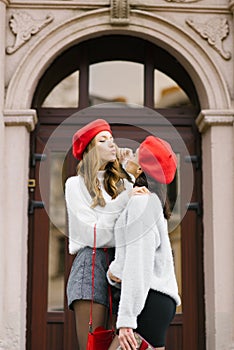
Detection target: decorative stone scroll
<box><xmin>110</xmin><ymin>0</ymin><xmax>130</xmax><ymax>25</ymax></box>
<box><xmin>186</xmin><ymin>17</ymin><xmax>231</xmax><ymax>60</ymax></box>
<box><xmin>6</xmin><ymin>11</ymin><xmax>54</xmax><ymax>54</ymax></box>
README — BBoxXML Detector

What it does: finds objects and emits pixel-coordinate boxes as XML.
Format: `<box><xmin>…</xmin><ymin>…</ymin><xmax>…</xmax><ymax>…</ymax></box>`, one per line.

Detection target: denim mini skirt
<box><xmin>67</xmin><ymin>246</ymin><xmax>120</xmax><ymax>313</ymax></box>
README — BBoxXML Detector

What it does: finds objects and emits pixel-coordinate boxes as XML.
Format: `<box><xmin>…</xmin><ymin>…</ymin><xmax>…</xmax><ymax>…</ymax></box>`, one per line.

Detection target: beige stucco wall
<box><xmin>1</xmin><ymin>1</ymin><xmax>234</xmax><ymax>349</ymax></box>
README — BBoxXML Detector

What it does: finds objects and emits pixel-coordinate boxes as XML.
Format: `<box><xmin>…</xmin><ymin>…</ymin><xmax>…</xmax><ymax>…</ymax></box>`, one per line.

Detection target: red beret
<box><xmin>138</xmin><ymin>136</ymin><xmax>177</xmax><ymax>184</ymax></box>
<box><xmin>72</xmin><ymin>119</ymin><xmax>112</xmax><ymax>160</ymax></box>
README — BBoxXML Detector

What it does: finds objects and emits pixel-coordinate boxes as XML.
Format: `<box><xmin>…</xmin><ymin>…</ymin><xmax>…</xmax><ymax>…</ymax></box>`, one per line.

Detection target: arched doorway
<box><xmin>27</xmin><ymin>35</ymin><xmax>205</xmax><ymax>350</ymax></box>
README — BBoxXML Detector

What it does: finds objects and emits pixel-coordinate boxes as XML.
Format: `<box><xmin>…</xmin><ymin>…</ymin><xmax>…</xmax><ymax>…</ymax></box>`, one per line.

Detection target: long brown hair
<box><xmin>77</xmin><ymin>138</ymin><xmax>133</xmax><ymax>208</ymax></box>
<box><xmin>134</xmin><ymin>172</ymin><xmax>171</xmax><ymax>220</ymax></box>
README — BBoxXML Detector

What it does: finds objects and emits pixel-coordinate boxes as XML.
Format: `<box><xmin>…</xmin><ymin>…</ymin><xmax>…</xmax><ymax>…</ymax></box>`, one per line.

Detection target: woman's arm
<box><xmin>65</xmin><ymin>176</ymin><xmax>132</xmax><ymax>253</ymax></box>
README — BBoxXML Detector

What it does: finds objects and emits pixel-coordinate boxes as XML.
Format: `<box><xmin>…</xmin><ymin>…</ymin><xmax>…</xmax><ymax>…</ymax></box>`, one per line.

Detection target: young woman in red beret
<box><xmin>65</xmin><ymin>119</ymin><xmax>148</xmax><ymax>350</ymax></box>
<box><xmin>107</xmin><ymin>136</ymin><xmax>181</xmax><ymax>350</ymax></box>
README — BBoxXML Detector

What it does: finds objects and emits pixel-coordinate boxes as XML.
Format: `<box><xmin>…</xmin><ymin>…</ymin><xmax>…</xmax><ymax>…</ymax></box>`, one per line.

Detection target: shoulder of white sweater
<box><xmin>65</xmin><ymin>175</ymin><xmax>92</xmax><ymax>208</ymax></box>
<box><xmin>65</xmin><ymin>175</ymin><xmax>81</xmax><ymax>186</ymax></box>
<box><xmin>127</xmin><ymin>193</ymin><xmax>162</xmax><ymax>215</ymax></box>
<box><xmin>125</xmin><ymin>193</ymin><xmax>164</xmax><ymax>231</ymax></box>
<box><xmin>65</xmin><ymin>175</ymin><xmax>89</xmax><ymax>196</ymax></box>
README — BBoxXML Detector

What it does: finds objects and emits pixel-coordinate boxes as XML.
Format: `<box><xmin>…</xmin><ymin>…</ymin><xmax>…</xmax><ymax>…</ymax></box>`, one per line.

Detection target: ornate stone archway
<box><xmin>5</xmin><ymin>8</ymin><xmax>230</xmax><ymax>111</ymax></box>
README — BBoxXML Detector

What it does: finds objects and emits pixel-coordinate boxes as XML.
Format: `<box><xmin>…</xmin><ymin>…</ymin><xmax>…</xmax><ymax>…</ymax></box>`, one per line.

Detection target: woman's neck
<box><xmin>99</xmin><ymin>163</ymin><xmax>107</xmax><ymax>170</ymax></box>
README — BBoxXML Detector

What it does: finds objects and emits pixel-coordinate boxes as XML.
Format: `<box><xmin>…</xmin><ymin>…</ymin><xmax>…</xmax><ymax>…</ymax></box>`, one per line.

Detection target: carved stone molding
<box><xmin>6</xmin><ymin>11</ymin><xmax>54</xmax><ymax>54</ymax></box>
<box><xmin>196</xmin><ymin>110</ymin><xmax>234</xmax><ymax>133</ymax></box>
<box><xmin>0</xmin><ymin>0</ymin><xmax>9</xmax><ymax>5</ymax></box>
<box><xmin>4</xmin><ymin>109</ymin><xmax>38</xmax><ymax>132</ymax></box>
<box><xmin>164</xmin><ymin>0</ymin><xmax>201</xmax><ymax>2</ymax></box>
<box><xmin>229</xmin><ymin>0</ymin><xmax>234</xmax><ymax>12</ymax></box>
<box><xmin>110</xmin><ymin>0</ymin><xmax>130</xmax><ymax>25</ymax></box>
<box><xmin>186</xmin><ymin>17</ymin><xmax>231</xmax><ymax>60</ymax></box>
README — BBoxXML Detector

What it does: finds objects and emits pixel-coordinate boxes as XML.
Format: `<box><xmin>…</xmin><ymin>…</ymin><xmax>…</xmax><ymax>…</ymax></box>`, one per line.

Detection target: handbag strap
<box><xmin>89</xmin><ymin>224</ymin><xmax>113</xmax><ymax>332</ymax></box>
<box><xmin>104</xmin><ymin>248</ymin><xmax>113</xmax><ymax>328</ymax></box>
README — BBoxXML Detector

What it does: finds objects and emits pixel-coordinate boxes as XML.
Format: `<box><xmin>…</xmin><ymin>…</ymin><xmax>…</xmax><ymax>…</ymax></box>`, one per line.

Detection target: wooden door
<box><xmin>27</xmin><ymin>35</ymin><xmax>205</xmax><ymax>350</ymax></box>
<box><xmin>27</xmin><ymin>107</ymin><xmax>204</xmax><ymax>350</ymax></box>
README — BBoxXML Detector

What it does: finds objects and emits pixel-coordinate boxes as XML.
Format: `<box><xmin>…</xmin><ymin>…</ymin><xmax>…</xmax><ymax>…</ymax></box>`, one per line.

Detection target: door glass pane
<box><xmin>154</xmin><ymin>70</ymin><xmax>189</xmax><ymax>107</ymax></box>
<box><xmin>48</xmin><ymin>153</ymin><xmax>66</xmax><ymax>311</ymax></box>
<box><xmin>89</xmin><ymin>61</ymin><xmax>144</xmax><ymax>106</ymax></box>
<box><xmin>168</xmin><ymin>154</ymin><xmax>182</xmax><ymax>313</ymax></box>
<box><xmin>42</xmin><ymin>71</ymin><xmax>79</xmax><ymax>107</ymax></box>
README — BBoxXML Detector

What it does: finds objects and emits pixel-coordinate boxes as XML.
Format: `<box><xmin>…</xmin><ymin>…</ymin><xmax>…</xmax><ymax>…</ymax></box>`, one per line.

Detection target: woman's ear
<box><xmin>136</xmin><ymin>167</ymin><xmax>143</xmax><ymax>175</ymax></box>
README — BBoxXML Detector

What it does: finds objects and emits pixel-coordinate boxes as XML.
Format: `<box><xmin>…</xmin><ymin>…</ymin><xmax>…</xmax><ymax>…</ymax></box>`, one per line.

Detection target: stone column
<box><xmin>229</xmin><ymin>0</ymin><xmax>234</xmax><ymax>111</ymax></box>
<box><xmin>0</xmin><ymin>1</ymin><xmax>8</xmax><ymax>349</ymax></box>
<box><xmin>196</xmin><ymin>110</ymin><xmax>234</xmax><ymax>350</ymax></box>
<box><xmin>2</xmin><ymin>110</ymin><xmax>37</xmax><ymax>350</ymax></box>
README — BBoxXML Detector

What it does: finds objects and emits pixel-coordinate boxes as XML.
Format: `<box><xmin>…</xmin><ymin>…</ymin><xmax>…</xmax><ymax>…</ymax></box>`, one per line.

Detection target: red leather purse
<box><xmin>86</xmin><ymin>225</ymin><xmax>115</xmax><ymax>350</ymax></box>
<box><xmin>86</xmin><ymin>326</ymin><xmax>115</xmax><ymax>350</ymax></box>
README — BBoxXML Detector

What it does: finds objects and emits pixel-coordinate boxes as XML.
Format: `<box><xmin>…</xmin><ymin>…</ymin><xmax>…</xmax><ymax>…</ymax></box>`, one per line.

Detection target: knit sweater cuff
<box><xmin>108</xmin><ymin>262</ymin><xmax>123</xmax><ymax>282</ymax></box>
<box><xmin>106</xmin><ymin>271</ymin><xmax>121</xmax><ymax>289</ymax></box>
<box><xmin>116</xmin><ymin>315</ymin><xmax>137</xmax><ymax>330</ymax></box>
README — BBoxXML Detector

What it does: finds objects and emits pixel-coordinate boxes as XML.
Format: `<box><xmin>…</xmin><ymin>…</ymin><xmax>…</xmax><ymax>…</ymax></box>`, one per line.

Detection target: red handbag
<box><xmin>86</xmin><ymin>225</ymin><xmax>115</xmax><ymax>350</ymax></box>
<box><xmin>86</xmin><ymin>327</ymin><xmax>115</xmax><ymax>350</ymax></box>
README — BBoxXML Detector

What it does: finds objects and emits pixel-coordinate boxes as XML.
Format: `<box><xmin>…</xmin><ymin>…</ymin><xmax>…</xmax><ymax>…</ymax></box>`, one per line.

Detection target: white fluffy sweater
<box><xmin>65</xmin><ymin>171</ymin><xmax>133</xmax><ymax>254</ymax></box>
<box><xmin>107</xmin><ymin>193</ymin><xmax>181</xmax><ymax>330</ymax></box>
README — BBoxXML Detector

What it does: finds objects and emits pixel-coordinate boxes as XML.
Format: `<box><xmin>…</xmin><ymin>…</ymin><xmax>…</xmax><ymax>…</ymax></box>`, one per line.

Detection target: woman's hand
<box><xmin>118</xmin><ymin>328</ymin><xmax>138</xmax><ymax>350</ymax></box>
<box><xmin>129</xmin><ymin>186</ymin><xmax>149</xmax><ymax>197</ymax></box>
<box><xmin>108</xmin><ymin>270</ymin><xmax>121</xmax><ymax>283</ymax></box>
<box><xmin>118</xmin><ymin>147</ymin><xmax>134</xmax><ymax>165</ymax></box>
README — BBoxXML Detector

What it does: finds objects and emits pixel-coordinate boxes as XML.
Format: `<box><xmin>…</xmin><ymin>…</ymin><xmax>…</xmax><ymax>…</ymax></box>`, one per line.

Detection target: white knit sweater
<box><xmin>107</xmin><ymin>193</ymin><xmax>181</xmax><ymax>330</ymax></box>
<box><xmin>65</xmin><ymin>171</ymin><xmax>133</xmax><ymax>254</ymax></box>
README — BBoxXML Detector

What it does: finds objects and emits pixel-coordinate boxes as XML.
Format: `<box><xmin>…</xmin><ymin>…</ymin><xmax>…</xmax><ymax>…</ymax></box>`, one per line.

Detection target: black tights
<box><xmin>73</xmin><ymin>300</ymin><xmax>116</xmax><ymax>350</ymax></box>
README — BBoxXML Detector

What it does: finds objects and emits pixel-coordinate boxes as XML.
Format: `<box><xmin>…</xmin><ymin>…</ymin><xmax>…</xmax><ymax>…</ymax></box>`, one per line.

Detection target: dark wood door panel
<box><xmin>166</xmin><ymin>315</ymin><xmax>183</xmax><ymax>350</ymax></box>
<box><xmin>47</xmin><ymin>323</ymin><xmax>64</xmax><ymax>350</ymax></box>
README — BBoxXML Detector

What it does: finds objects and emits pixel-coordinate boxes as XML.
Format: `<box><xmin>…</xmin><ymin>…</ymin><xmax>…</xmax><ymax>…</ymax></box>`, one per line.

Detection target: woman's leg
<box><xmin>73</xmin><ymin>300</ymin><xmax>108</xmax><ymax>350</ymax></box>
<box><xmin>108</xmin><ymin>335</ymin><xmax>120</xmax><ymax>350</ymax></box>
<box><xmin>136</xmin><ymin>290</ymin><xmax>176</xmax><ymax>349</ymax></box>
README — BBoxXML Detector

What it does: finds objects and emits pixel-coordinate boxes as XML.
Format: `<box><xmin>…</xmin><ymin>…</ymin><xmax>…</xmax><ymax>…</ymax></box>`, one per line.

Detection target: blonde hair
<box><xmin>77</xmin><ymin>138</ymin><xmax>133</xmax><ymax>208</ymax></box>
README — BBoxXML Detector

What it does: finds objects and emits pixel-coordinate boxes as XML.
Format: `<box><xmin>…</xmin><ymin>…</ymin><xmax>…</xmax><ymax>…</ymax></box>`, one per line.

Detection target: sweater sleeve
<box><xmin>116</xmin><ymin>195</ymin><xmax>161</xmax><ymax>329</ymax></box>
<box><xmin>65</xmin><ymin>176</ymin><xmax>132</xmax><ymax>254</ymax></box>
<box><xmin>106</xmin><ymin>208</ymin><xmax>127</xmax><ymax>287</ymax></box>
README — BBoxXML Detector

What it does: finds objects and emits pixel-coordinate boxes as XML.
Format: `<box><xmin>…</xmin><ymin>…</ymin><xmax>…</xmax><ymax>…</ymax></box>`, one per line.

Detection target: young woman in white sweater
<box><xmin>107</xmin><ymin>136</ymin><xmax>181</xmax><ymax>350</ymax></box>
<box><xmin>65</xmin><ymin>119</ymin><xmax>148</xmax><ymax>350</ymax></box>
